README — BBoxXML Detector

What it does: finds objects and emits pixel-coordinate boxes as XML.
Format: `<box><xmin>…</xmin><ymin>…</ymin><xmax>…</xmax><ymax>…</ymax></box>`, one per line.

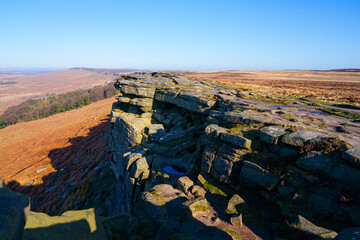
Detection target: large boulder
<box><xmin>176</xmin><ymin>176</ymin><xmax>194</xmax><ymax>193</ymax></box>
<box><xmin>129</xmin><ymin>98</ymin><xmax>154</xmax><ymax>112</ymax></box>
<box><xmin>282</xmin><ymin>130</ymin><xmax>326</xmax><ymax>147</ymax></box>
<box><xmin>240</xmin><ymin>161</ymin><xmax>280</xmax><ymax>190</ymax></box>
<box><xmin>154</xmin><ymin>91</ymin><xmax>216</xmax><ymax>114</ymax></box>
<box><xmin>0</xmin><ymin>180</ymin><xmax>29</xmax><ymax>240</ymax></box>
<box><xmin>23</xmin><ymin>208</ymin><xmax>107</xmax><ymax>240</ymax></box>
<box><xmin>287</xmin><ymin>215</ymin><xmax>338</xmax><ymax>239</ymax></box>
<box><xmin>210</xmin><ymin>157</ymin><xmax>233</xmax><ymax>183</ymax></box>
<box><xmin>220</xmin><ymin>132</ymin><xmax>251</xmax><ymax>149</ymax></box>
<box><xmin>225</xmin><ymin>194</ymin><xmax>250</xmax><ymax>215</ymax></box>
<box><xmin>117</xmin><ymin>81</ymin><xmax>156</xmax><ymax>98</ymax></box>
<box><xmin>296</xmin><ymin>151</ymin><xmax>360</xmax><ymax>190</ymax></box>
<box><xmin>259</xmin><ymin>125</ymin><xmax>287</xmax><ymax>145</ymax></box>
<box><xmin>182</xmin><ymin>197</ymin><xmax>209</xmax><ymax>214</ymax></box>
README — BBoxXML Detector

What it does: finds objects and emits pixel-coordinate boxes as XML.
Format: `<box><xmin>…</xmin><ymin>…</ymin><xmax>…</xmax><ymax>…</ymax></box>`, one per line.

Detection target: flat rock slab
<box><xmin>289</xmin><ymin>215</ymin><xmax>338</xmax><ymax>239</ymax></box>
<box><xmin>220</xmin><ymin>132</ymin><xmax>251</xmax><ymax>149</ymax></box>
<box><xmin>23</xmin><ymin>208</ymin><xmax>108</xmax><ymax>240</ymax></box>
<box><xmin>259</xmin><ymin>125</ymin><xmax>287</xmax><ymax>145</ymax></box>
<box><xmin>282</xmin><ymin>130</ymin><xmax>326</xmax><ymax>147</ymax></box>
<box><xmin>240</xmin><ymin>161</ymin><xmax>280</xmax><ymax>190</ymax></box>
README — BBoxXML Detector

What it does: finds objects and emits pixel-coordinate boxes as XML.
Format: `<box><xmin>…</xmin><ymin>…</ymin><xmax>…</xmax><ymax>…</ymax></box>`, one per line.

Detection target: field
<box><xmin>0</xmin><ymin>98</ymin><xmax>114</xmax><ymax>204</ymax></box>
<box><xmin>184</xmin><ymin>70</ymin><xmax>360</xmax><ymax>107</ymax></box>
<box><xmin>0</xmin><ymin>69</ymin><xmax>120</xmax><ymax>115</ymax></box>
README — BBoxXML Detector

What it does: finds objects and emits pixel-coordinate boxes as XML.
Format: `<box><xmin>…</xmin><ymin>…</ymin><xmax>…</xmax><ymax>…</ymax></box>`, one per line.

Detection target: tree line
<box><xmin>0</xmin><ymin>82</ymin><xmax>119</xmax><ymax>129</ymax></box>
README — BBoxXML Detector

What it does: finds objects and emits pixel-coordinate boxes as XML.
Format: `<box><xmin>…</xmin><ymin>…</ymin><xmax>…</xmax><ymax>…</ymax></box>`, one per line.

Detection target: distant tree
<box><xmin>84</xmin><ymin>96</ymin><xmax>90</xmax><ymax>105</ymax></box>
<box><xmin>0</xmin><ymin>120</ymin><xmax>7</xmax><ymax>129</ymax></box>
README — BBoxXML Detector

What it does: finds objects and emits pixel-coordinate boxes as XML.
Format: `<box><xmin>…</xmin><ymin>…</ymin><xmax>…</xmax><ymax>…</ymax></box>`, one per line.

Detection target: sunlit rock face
<box><xmin>106</xmin><ymin>71</ymin><xmax>360</xmax><ymax>238</ymax></box>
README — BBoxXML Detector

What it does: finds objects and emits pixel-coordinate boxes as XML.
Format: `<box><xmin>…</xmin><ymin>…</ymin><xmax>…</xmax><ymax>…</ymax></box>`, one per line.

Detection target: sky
<box><xmin>0</xmin><ymin>0</ymin><xmax>359</xmax><ymax>70</ymax></box>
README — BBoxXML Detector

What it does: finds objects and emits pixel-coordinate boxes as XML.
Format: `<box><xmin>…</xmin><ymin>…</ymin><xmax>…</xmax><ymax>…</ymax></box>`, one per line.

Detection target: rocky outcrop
<box><xmin>105</xmin><ymin>72</ymin><xmax>360</xmax><ymax>239</ymax></box>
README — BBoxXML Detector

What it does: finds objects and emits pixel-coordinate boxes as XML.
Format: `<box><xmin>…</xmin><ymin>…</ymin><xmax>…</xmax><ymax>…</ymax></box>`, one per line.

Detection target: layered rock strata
<box><xmin>107</xmin><ymin>72</ymin><xmax>360</xmax><ymax>239</ymax></box>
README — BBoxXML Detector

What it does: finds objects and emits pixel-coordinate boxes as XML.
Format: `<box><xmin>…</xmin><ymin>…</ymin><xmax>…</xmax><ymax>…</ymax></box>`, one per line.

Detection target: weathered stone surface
<box><xmin>23</xmin><ymin>208</ymin><xmax>107</xmax><ymax>240</ymax></box>
<box><xmin>151</xmin><ymin>127</ymin><xmax>198</xmax><ymax>157</ymax></box>
<box><xmin>153</xmin><ymin>112</ymin><xmax>165</xmax><ymax>123</ymax></box>
<box><xmin>110</xmin><ymin>113</ymin><xmax>150</xmax><ymax>151</ymax></box>
<box><xmin>223</xmin><ymin>111</ymin><xmax>247</xmax><ymax>123</ymax></box>
<box><xmin>224</xmin><ymin>111</ymin><xmax>266</xmax><ymax>124</ymax></box>
<box><xmin>220</xmin><ymin>132</ymin><xmax>251</xmax><ymax>149</ymax></box>
<box><xmin>282</xmin><ymin>130</ymin><xmax>326</xmax><ymax>147</ymax></box>
<box><xmin>0</xmin><ymin>180</ymin><xmax>29</xmax><ymax>240</ymax></box>
<box><xmin>141</xmin><ymin>112</ymin><xmax>152</xmax><ymax>118</ymax></box>
<box><xmin>210</xmin><ymin>157</ymin><xmax>233</xmax><ymax>183</ymax></box>
<box><xmin>182</xmin><ymin>197</ymin><xmax>209</xmax><ymax>214</ymax></box>
<box><xmin>129</xmin><ymin>98</ymin><xmax>153</xmax><ymax>112</ymax></box>
<box><xmin>113</xmin><ymin>149</ymin><xmax>146</xmax><ymax>179</ymax></box>
<box><xmin>259</xmin><ymin>125</ymin><xmax>287</xmax><ymax>145</ymax></box>
<box><xmin>204</xmin><ymin>124</ymin><xmax>226</xmax><ymax>138</ymax></box>
<box><xmin>148</xmin><ymin>124</ymin><xmax>165</xmax><ymax>141</ymax></box>
<box><xmin>116</xmin><ymin>96</ymin><xmax>131</xmax><ymax>103</ymax></box>
<box><xmin>230</xmin><ymin>214</ymin><xmax>243</xmax><ymax>227</ymax></box>
<box><xmin>240</xmin><ymin>161</ymin><xmax>280</xmax><ymax>190</ymax></box>
<box><xmin>201</xmin><ymin>149</ymin><xmax>217</xmax><ymax>174</ymax></box>
<box><xmin>176</xmin><ymin>176</ymin><xmax>194</xmax><ymax>193</ymax></box>
<box><xmin>297</xmin><ymin>151</ymin><xmax>360</xmax><ymax>190</ymax></box>
<box><xmin>190</xmin><ymin>185</ymin><xmax>207</xmax><ymax>197</ymax></box>
<box><xmin>133</xmin><ymin>191</ymin><xmax>168</xmax><ymax>225</ymax></box>
<box><xmin>154</xmin><ymin>91</ymin><xmax>216</xmax><ymax>114</ymax></box>
<box><xmin>288</xmin><ymin>215</ymin><xmax>338</xmax><ymax>239</ymax></box>
<box><xmin>118</xmin><ymin>82</ymin><xmax>156</xmax><ymax>98</ymax></box>
<box><xmin>151</xmin><ymin>184</ymin><xmax>181</xmax><ymax>202</ymax></box>
<box><xmin>225</xmin><ymin>194</ymin><xmax>250</xmax><ymax>215</ymax></box>
<box><xmin>342</xmin><ymin>147</ymin><xmax>360</xmax><ymax>167</ymax></box>
<box><xmin>130</xmin><ymin>157</ymin><xmax>150</xmax><ymax>179</ymax></box>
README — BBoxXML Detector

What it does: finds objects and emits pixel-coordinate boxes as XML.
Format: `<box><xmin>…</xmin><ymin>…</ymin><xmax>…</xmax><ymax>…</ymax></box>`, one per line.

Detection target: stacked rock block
<box><xmin>109</xmin><ymin>72</ymin><xmax>360</xmax><ymax>238</ymax></box>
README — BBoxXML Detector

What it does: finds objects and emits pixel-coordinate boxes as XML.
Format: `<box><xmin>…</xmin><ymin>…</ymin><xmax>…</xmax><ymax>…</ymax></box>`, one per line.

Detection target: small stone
<box><xmin>230</xmin><ymin>214</ymin><xmax>243</xmax><ymax>227</ymax></box>
<box><xmin>190</xmin><ymin>185</ymin><xmax>207</xmax><ymax>197</ymax></box>
<box><xmin>182</xmin><ymin>197</ymin><xmax>209</xmax><ymax>214</ymax></box>
<box><xmin>226</xmin><ymin>194</ymin><xmax>250</xmax><ymax>215</ymax></box>
<box><xmin>176</xmin><ymin>176</ymin><xmax>194</xmax><ymax>193</ymax></box>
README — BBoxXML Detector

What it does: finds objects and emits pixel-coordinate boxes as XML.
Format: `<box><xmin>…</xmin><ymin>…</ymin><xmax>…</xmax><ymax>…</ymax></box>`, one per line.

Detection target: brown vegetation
<box><xmin>0</xmin><ymin>69</ymin><xmax>119</xmax><ymax>114</ymax></box>
<box><xmin>0</xmin><ymin>82</ymin><xmax>118</xmax><ymax>127</ymax></box>
<box><xmin>0</xmin><ymin>98</ymin><xmax>114</xmax><ymax>196</ymax></box>
<box><xmin>184</xmin><ymin>70</ymin><xmax>360</xmax><ymax>106</ymax></box>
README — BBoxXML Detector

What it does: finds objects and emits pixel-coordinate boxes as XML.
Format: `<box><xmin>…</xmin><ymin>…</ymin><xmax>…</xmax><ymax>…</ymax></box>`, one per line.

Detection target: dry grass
<box><xmin>184</xmin><ymin>70</ymin><xmax>360</xmax><ymax>107</ymax></box>
<box><xmin>0</xmin><ymin>69</ymin><xmax>118</xmax><ymax>114</ymax></box>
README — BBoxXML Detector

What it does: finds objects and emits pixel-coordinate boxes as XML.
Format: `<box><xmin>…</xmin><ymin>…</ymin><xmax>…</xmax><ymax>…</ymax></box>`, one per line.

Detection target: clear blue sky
<box><xmin>0</xmin><ymin>0</ymin><xmax>359</xmax><ymax>70</ymax></box>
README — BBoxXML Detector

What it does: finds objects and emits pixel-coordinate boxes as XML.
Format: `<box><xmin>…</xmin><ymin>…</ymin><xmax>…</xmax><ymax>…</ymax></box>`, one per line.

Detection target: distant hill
<box><xmin>0</xmin><ymin>68</ymin><xmax>122</xmax><ymax>114</ymax></box>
